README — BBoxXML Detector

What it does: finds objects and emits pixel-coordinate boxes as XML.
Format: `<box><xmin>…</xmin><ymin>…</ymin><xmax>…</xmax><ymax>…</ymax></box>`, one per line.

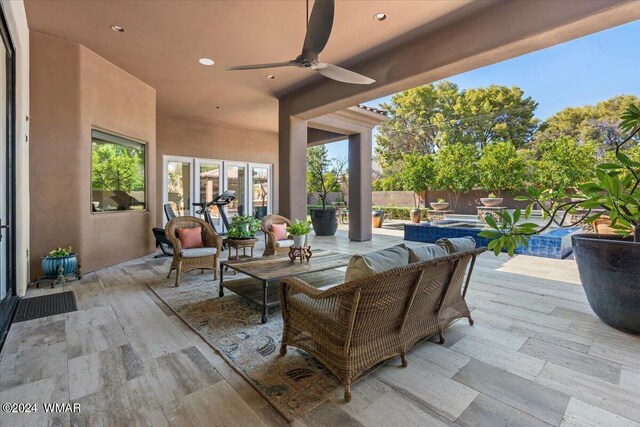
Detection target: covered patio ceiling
<box><xmin>24</xmin><ymin>0</ymin><xmax>495</xmax><ymax>132</ymax></box>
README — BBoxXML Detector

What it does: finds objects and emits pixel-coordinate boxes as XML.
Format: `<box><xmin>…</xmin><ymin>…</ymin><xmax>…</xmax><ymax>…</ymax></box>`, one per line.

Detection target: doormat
<box><xmin>13</xmin><ymin>291</ymin><xmax>77</xmax><ymax>322</ymax></box>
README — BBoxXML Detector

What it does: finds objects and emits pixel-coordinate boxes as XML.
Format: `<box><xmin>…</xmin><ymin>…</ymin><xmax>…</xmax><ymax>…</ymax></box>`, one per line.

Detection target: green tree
<box><xmin>306</xmin><ymin>145</ymin><xmax>347</xmax><ymax>209</ymax></box>
<box><xmin>400</xmin><ymin>153</ymin><xmax>434</xmax><ymax>207</ymax></box>
<box><xmin>433</xmin><ymin>143</ymin><xmax>480</xmax><ymax>210</ymax></box>
<box><xmin>532</xmin><ymin>137</ymin><xmax>597</xmax><ymax>189</ymax></box>
<box><xmin>91</xmin><ymin>142</ymin><xmax>144</xmax><ymax>192</ymax></box>
<box><xmin>536</xmin><ymin>94</ymin><xmax>640</xmax><ymax>150</ymax></box>
<box><xmin>477</xmin><ymin>142</ymin><xmax>527</xmax><ymax>196</ymax></box>
<box><xmin>451</xmin><ymin>85</ymin><xmax>538</xmax><ymax>149</ymax></box>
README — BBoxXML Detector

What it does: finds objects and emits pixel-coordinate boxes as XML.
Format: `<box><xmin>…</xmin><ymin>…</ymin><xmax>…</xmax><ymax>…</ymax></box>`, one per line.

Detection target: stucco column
<box><xmin>278</xmin><ymin>112</ymin><xmax>307</xmax><ymax>221</ymax></box>
<box><xmin>348</xmin><ymin>132</ymin><xmax>372</xmax><ymax>241</ymax></box>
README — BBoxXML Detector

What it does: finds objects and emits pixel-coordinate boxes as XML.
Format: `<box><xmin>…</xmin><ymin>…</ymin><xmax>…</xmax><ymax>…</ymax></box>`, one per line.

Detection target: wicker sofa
<box><xmin>279</xmin><ymin>241</ymin><xmax>485</xmax><ymax>401</ymax></box>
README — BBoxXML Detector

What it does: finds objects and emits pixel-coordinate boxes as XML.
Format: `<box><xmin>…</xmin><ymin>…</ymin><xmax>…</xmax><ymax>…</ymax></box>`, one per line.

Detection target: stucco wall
<box><xmin>155</xmin><ymin>113</ymin><xmax>278</xmax><ymax>227</ymax></box>
<box><xmin>29</xmin><ymin>32</ymin><xmax>156</xmax><ymax>275</ymax></box>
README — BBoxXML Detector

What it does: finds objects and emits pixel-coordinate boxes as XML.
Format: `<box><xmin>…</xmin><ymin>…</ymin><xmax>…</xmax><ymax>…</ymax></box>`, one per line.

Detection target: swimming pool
<box><xmin>404</xmin><ymin>221</ymin><xmax>580</xmax><ymax>259</ymax></box>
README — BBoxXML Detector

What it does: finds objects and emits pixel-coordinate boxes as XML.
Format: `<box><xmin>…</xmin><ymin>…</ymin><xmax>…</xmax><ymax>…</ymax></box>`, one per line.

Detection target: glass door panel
<box><xmin>195</xmin><ymin>159</ymin><xmax>222</xmax><ymax>230</ymax></box>
<box><xmin>224</xmin><ymin>164</ymin><xmax>246</xmax><ymax>218</ymax></box>
<box><xmin>0</xmin><ymin>36</ymin><xmax>6</xmax><ymax>305</ymax></box>
<box><xmin>250</xmin><ymin>165</ymin><xmax>270</xmax><ymax>219</ymax></box>
<box><xmin>166</xmin><ymin>159</ymin><xmax>192</xmax><ymax>216</ymax></box>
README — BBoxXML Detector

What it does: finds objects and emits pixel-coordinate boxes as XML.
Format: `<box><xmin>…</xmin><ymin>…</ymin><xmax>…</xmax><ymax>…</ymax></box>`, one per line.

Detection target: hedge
<box><xmin>306</xmin><ymin>205</ymin><xmax>429</xmax><ymax>220</ymax></box>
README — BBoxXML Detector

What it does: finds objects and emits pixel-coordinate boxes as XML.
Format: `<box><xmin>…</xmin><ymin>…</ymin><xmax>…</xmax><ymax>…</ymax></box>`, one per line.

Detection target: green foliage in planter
<box><xmin>227</xmin><ymin>215</ymin><xmax>261</xmax><ymax>239</ymax></box>
<box><xmin>400</xmin><ymin>152</ymin><xmax>434</xmax><ymax>208</ymax></box>
<box><xmin>47</xmin><ymin>247</ymin><xmax>74</xmax><ymax>258</ymax></box>
<box><xmin>480</xmin><ymin>104</ymin><xmax>640</xmax><ymax>255</ymax></box>
<box><xmin>436</xmin><ymin>198</ymin><xmax>446</xmax><ymax>204</ymax></box>
<box><xmin>286</xmin><ymin>219</ymin><xmax>312</xmax><ymax>236</ymax></box>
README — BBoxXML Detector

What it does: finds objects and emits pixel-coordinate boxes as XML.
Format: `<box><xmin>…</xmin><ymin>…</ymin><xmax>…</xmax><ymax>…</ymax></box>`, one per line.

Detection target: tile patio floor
<box><xmin>1</xmin><ymin>228</ymin><xmax>640</xmax><ymax>426</ymax></box>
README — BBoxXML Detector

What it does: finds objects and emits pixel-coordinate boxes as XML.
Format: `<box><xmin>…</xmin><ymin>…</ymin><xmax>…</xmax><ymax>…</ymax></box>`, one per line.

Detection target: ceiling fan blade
<box><xmin>302</xmin><ymin>0</ymin><xmax>334</xmax><ymax>55</ymax></box>
<box><xmin>225</xmin><ymin>60</ymin><xmax>298</xmax><ymax>71</ymax></box>
<box><xmin>314</xmin><ymin>63</ymin><xmax>375</xmax><ymax>85</ymax></box>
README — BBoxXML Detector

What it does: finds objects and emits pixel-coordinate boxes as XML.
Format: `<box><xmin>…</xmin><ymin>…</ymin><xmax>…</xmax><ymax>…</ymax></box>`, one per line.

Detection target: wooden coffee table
<box><xmin>219</xmin><ymin>251</ymin><xmax>350</xmax><ymax>323</ymax></box>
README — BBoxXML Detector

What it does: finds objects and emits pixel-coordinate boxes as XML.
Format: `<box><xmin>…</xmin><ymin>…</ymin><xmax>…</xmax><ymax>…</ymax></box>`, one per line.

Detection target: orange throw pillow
<box><xmin>270</xmin><ymin>223</ymin><xmax>288</xmax><ymax>241</ymax></box>
<box><xmin>177</xmin><ymin>227</ymin><xmax>204</xmax><ymax>249</ymax></box>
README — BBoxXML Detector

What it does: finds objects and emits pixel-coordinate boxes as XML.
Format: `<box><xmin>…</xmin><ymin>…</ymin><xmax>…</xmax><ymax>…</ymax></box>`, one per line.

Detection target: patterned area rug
<box><xmin>147</xmin><ymin>270</ymin><xmax>347</xmax><ymax>422</ymax></box>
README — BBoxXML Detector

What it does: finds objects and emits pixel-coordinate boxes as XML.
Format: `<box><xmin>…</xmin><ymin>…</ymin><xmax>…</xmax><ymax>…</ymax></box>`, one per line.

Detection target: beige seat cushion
<box><xmin>408</xmin><ymin>244</ymin><xmax>448</xmax><ymax>263</ymax></box>
<box><xmin>436</xmin><ymin>237</ymin><xmax>476</xmax><ymax>254</ymax></box>
<box><xmin>344</xmin><ymin>244</ymin><xmax>409</xmax><ymax>282</ymax></box>
<box><xmin>181</xmin><ymin>247</ymin><xmax>217</xmax><ymax>258</ymax></box>
<box><xmin>276</xmin><ymin>239</ymin><xmax>295</xmax><ymax>248</ymax></box>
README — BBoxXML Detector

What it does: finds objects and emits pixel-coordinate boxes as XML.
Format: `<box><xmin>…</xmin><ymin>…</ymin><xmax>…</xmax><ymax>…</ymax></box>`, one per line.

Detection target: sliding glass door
<box><xmin>0</xmin><ymin>7</ymin><xmax>16</xmax><ymax>342</ymax></box>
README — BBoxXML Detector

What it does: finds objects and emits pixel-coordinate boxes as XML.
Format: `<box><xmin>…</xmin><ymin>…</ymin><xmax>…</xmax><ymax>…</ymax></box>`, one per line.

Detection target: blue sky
<box><xmin>324</xmin><ymin>19</ymin><xmax>640</xmax><ymax>160</ymax></box>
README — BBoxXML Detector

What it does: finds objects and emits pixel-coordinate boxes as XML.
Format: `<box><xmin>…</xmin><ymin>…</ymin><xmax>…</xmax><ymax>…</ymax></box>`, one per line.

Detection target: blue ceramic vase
<box><xmin>41</xmin><ymin>254</ymin><xmax>78</xmax><ymax>277</ymax></box>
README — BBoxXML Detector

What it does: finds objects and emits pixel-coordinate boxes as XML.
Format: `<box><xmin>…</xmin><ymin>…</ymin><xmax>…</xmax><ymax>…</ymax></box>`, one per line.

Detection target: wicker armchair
<box><xmin>165</xmin><ymin>216</ymin><xmax>223</xmax><ymax>286</ymax></box>
<box><xmin>279</xmin><ymin>247</ymin><xmax>485</xmax><ymax>401</ymax></box>
<box><xmin>261</xmin><ymin>214</ymin><xmax>293</xmax><ymax>256</ymax></box>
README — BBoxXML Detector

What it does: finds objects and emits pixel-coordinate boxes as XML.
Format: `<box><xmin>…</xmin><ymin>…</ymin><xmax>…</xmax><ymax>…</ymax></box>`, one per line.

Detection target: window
<box><xmin>91</xmin><ymin>130</ymin><xmax>146</xmax><ymax>212</ymax></box>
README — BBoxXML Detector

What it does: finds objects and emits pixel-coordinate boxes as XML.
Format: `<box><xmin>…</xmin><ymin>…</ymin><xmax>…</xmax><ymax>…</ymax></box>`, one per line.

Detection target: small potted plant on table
<box><xmin>286</xmin><ymin>219</ymin><xmax>312</xmax><ymax>248</ymax></box>
<box><xmin>227</xmin><ymin>215</ymin><xmax>261</xmax><ymax>239</ymax></box>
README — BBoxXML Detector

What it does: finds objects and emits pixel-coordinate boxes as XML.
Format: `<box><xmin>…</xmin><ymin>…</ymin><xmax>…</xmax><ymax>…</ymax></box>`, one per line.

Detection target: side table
<box><xmin>224</xmin><ymin>238</ymin><xmax>259</xmax><ymax>273</ymax></box>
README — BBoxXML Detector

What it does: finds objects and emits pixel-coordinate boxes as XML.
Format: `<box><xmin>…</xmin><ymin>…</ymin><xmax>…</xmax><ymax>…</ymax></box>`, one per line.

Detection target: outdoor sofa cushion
<box><xmin>177</xmin><ymin>226</ymin><xmax>204</xmax><ymax>249</ymax></box>
<box><xmin>436</xmin><ymin>237</ymin><xmax>476</xmax><ymax>254</ymax></box>
<box><xmin>181</xmin><ymin>247</ymin><xmax>217</xmax><ymax>258</ymax></box>
<box><xmin>344</xmin><ymin>243</ymin><xmax>409</xmax><ymax>282</ymax></box>
<box><xmin>408</xmin><ymin>244</ymin><xmax>449</xmax><ymax>263</ymax></box>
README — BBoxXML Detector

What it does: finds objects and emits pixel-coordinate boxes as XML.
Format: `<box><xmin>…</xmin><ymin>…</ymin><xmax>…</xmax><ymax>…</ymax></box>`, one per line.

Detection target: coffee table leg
<box><xmin>219</xmin><ymin>263</ymin><xmax>225</xmax><ymax>297</ymax></box>
<box><xmin>261</xmin><ymin>280</ymin><xmax>268</xmax><ymax>324</ymax></box>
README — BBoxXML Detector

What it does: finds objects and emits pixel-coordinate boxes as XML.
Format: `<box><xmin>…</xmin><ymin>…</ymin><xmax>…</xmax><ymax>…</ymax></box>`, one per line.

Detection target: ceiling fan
<box><xmin>225</xmin><ymin>0</ymin><xmax>375</xmax><ymax>85</ymax></box>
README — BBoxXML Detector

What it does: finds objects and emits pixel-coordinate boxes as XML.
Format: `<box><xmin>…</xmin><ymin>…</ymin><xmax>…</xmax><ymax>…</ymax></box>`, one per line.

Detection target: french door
<box><xmin>194</xmin><ymin>159</ymin><xmax>222</xmax><ymax>230</ymax></box>
<box><xmin>0</xmin><ymin>7</ymin><xmax>17</xmax><ymax>343</ymax></box>
<box><xmin>162</xmin><ymin>156</ymin><xmax>272</xmax><ymax>232</ymax></box>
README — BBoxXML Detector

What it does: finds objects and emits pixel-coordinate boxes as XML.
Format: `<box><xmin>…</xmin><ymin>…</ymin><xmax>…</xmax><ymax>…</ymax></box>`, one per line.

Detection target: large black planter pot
<box><xmin>572</xmin><ymin>233</ymin><xmax>640</xmax><ymax>335</ymax></box>
<box><xmin>310</xmin><ymin>208</ymin><xmax>338</xmax><ymax>236</ymax></box>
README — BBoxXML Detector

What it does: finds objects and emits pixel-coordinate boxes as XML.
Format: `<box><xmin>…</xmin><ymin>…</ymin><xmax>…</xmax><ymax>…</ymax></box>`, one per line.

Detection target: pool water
<box><xmin>404</xmin><ymin>222</ymin><xmax>580</xmax><ymax>259</ymax></box>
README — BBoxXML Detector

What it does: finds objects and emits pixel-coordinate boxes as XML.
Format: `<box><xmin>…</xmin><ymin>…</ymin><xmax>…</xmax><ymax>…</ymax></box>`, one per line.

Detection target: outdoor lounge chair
<box><xmin>261</xmin><ymin>214</ymin><xmax>294</xmax><ymax>256</ymax></box>
<box><xmin>165</xmin><ymin>216</ymin><xmax>223</xmax><ymax>286</ymax></box>
<box><xmin>279</xmin><ymin>246</ymin><xmax>485</xmax><ymax>402</ymax></box>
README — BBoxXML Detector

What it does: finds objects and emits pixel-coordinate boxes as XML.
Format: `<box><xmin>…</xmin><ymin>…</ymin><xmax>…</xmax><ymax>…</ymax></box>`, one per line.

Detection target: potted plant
<box><xmin>480</xmin><ymin>192</ymin><xmax>504</xmax><ymax>207</ymax></box>
<box><xmin>42</xmin><ymin>246</ymin><xmax>78</xmax><ymax>278</ymax></box>
<box><xmin>286</xmin><ymin>219</ymin><xmax>312</xmax><ymax>248</ymax></box>
<box><xmin>227</xmin><ymin>215</ymin><xmax>261</xmax><ymax>239</ymax></box>
<box><xmin>307</xmin><ymin>146</ymin><xmax>346</xmax><ymax>236</ymax></box>
<box><xmin>480</xmin><ymin>104</ymin><xmax>640</xmax><ymax>334</ymax></box>
<box><xmin>430</xmin><ymin>198</ymin><xmax>450</xmax><ymax>211</ymax></box>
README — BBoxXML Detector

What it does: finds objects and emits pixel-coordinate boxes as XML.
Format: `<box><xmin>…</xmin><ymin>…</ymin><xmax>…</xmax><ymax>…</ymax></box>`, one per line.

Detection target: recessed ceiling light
<box><xmin>110</xmin><ymin>25</ymin><xmax>125</xmax><ymax>33</ymax></box>
<box><xmin>266</xmin><ymin>74</ymin><xmax>275</xmax><ymax>80</ymax></box>
<box><xmin>199</xmin><ymin>58</ymin><xmax>215</xmax><ymax>66</ymax></box>
<box><xmin>374</xmin><ymin>13</ymin><xmax>387</xmax><ymax>21</ymax></box>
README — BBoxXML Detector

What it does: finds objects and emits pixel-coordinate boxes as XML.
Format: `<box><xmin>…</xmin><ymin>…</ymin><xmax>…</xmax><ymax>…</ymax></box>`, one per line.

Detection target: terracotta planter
<box><xmin>572</xmin><ymin>234</ymin><xmax>640</xmax><ymax>334</ymax></box>
<box><xmin>372</xmin><ymin>210</ymin><xmax>384</xmax><ymax>228</ymax></box>
<box><xmin>410</xmin><ymin>209</ymin><xmax>421</xmax><ymax>223</ymax></box>
<box><xmin>430</xmin><ymin>202</ymin><xmax>449</xmax><ymax>211</ymax></box>
<box><xmin>480</xmin><ymin>197</ymin><xmax>503</xmax><ymax>207</ymax></box>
